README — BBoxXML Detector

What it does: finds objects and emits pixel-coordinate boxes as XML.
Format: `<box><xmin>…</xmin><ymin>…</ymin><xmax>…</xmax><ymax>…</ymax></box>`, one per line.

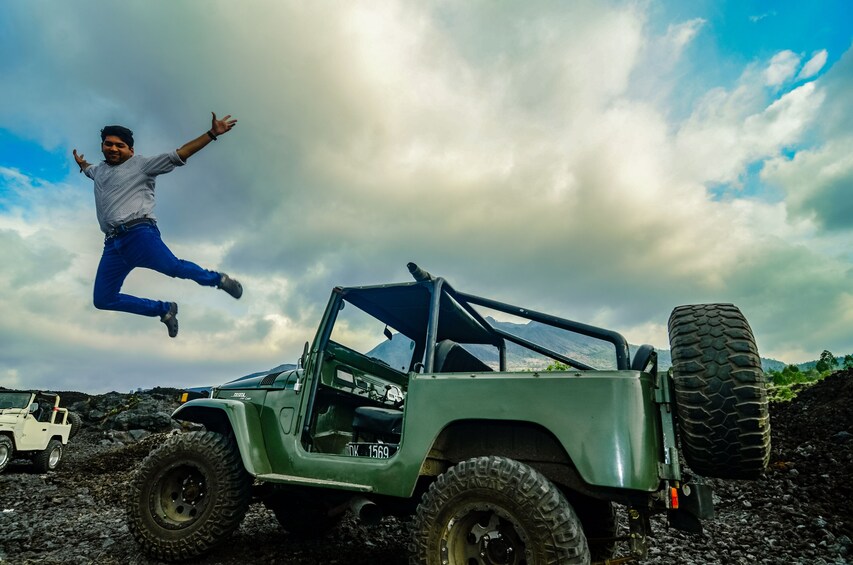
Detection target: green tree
<box><xmin>767</xmin><ymin>368</ymin><xmax>783</xmax><ymax>385</ymax></box>
<box><xmin>769</xmin><ymin>364</ymin><xmax>806</xmax><ymax>385</ymax></box>
<box><xmin>844</xmin><ymin>354</ymin><xmax>853</xmax><ymax>369</ymax></box>
<box><xmin>786</xmin><ymin>364</ymin><xmax>804</xmax><ymax>384</ymax></box>
<box><xmin>816</xmin><ymin>350</ymin><xmax>838</xmax><ymax>373</ymax></box>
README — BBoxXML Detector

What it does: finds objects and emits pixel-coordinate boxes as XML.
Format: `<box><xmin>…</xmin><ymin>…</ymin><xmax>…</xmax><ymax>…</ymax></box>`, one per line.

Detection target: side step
<box><xmin>255</xmin><ymin>472</ymin><xmax>373</xmax><ymax>492</ymax></box>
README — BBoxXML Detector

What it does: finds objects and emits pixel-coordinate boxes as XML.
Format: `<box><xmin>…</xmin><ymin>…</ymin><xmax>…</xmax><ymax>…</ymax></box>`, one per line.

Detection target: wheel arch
<box><xmin>172</xmin><ymin>399</ymin><xmax>272</xmax><ymax>476</ymax></box>
<box><xmin>426</xmin><ymin>419</ymin><xmax>593</xmax><ymax>495</ymax></box>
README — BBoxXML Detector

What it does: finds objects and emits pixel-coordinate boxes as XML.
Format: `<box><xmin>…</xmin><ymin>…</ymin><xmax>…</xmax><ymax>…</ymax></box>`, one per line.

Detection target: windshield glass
<box><xmin>0</xmin><ymin>392</ymin><xmax>32</xmax><ymax>410</ymax></box>
<box><xmin>330</xmin><ymin>299</ymin><xmax>416</xmax><ymax>373</ymax></box>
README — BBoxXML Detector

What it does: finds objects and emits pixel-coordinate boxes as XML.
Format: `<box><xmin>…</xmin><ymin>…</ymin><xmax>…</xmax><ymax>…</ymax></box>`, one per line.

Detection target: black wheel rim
<box><xmin>151</xmin><ymin>463</ymin><xmax>210</xmax><ymax>529</ymax></box>
<box><xmin>441</xmin><ymin>503</ymin><xmax>529</xmax><ymax>565</ymax></box>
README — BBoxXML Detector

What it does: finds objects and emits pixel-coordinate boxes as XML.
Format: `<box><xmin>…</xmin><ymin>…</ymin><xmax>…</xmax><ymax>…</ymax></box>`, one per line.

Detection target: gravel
<box><xmin>2</xmin><ymin>371</ymin><xmax>851</xmax><ymax>564</ymax></box>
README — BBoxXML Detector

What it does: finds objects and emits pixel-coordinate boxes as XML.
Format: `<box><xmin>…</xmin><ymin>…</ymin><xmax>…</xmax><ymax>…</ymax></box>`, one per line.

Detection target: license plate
<box><xmin>346</xmin><ymin>442</ymin><xmax>398</xmax><ymax>458</ymax></box>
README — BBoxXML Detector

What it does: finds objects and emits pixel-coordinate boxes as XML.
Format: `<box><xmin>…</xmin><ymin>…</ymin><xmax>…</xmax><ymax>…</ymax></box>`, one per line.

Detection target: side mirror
<box><xmin>299</xmin><ymin>341</ymin><xmax>310</xmax><ymax>368</ymax></box>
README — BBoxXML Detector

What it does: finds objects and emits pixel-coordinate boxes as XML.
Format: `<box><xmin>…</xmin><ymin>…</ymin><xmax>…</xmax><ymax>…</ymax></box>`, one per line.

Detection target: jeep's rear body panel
<box><xmin>406</xmin><ymin>369</ymin><xmax>662</xmax><ymax>491</ymax></box>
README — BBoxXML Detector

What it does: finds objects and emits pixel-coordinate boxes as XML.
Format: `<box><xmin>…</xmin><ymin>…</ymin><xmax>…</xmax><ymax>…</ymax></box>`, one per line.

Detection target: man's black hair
<box><xmin>100</xmin><ymin>125</ymin><xmax>134</xmax><ymax>148</ymax></box>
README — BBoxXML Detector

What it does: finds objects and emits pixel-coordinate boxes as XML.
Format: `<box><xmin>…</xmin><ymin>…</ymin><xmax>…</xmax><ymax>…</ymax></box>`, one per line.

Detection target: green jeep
<box><xmin>127</xmin><ymin>263</ymin><xmax>771</xmax><ymax>564</ymax></box>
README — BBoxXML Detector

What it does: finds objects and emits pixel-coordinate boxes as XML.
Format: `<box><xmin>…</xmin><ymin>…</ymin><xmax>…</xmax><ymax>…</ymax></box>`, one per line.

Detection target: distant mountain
<box><xmin>466</xmin><ymin>317</ymin><xmax>625</xmax><ymax>371</ymax></box>
<box><xmin>369</xmin><ymin>337</ymin><xmax>418</xmax><ymax>373</ymax></box>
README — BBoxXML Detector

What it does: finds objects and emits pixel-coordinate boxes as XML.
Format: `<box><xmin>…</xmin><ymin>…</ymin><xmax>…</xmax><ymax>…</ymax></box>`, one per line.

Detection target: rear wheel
<box><xmin>0</xmin><ymin>435</ymin><xmax>13</xmax><ymax>473</ymax></box>
<box><xmin>567</xmin><ymin>495</ymin><xmax>617</xmax><ymax>562</ymax></box>
<box><xmin>668</xmin><ymin>303</ymin><xmax>771</xmax><ymax>479</ymax></box>
<box><xmin>410</xmin><ymin>456</ymin><xmax>590</xmax><ymax>565</ymax></box>
<box><xmin>126</xmin><ymin>431</ymin><xmax>252</xmax><ymax>561</ymax></box>
<box><xmin>32</xmin><ymin>439</ymin><xmax>63</xmax><ymax>473</ymax></box>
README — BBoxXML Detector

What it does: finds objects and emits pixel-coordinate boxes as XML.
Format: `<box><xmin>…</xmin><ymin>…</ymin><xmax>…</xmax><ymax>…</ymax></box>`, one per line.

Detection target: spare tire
<box><xmin>67</xmin><ymin>412</ymin><xmax>82</xmax><ymax>439</ymax></box>
<box><xmin>668</xmin><ymin>303</ymin><xmax>770</xmax><ymax>479</ymax></box>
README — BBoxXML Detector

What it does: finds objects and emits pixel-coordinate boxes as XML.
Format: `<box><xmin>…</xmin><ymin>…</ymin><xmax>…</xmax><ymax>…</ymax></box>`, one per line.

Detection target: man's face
<box><xmin>101</xmin><ymin>135</ymin><xmax>134</xmax><ymax>165</ymax></box>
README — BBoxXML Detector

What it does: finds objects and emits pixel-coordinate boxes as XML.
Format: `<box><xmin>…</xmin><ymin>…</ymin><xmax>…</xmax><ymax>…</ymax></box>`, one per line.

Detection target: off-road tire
<box><xmin>668</xmin><ymin>303</ymin><xmax>771</xmax><ymax>479</ymax></box>
<box><xmin>32</xmin><ymin>438</ymin><xmax>63</xmax><ymax>473</ymax></box>
<box><xmin>0</xmin><ymin>435</ymin><xmax>13</xmax><ymax>473</ymax></box>
<box><xmin>67</xmin><ymin>412</ymin><xmax>82</xmax><ymax>439</ymax></box>
<box><xmin>410</xmin><ymin>456</ymin><xmax>590</xmax><ymax>565</ymax></box>
<box><xmin>126</xmin><ymin>431</ymin><xmax>252</xmax><ymax>562</ymax></box>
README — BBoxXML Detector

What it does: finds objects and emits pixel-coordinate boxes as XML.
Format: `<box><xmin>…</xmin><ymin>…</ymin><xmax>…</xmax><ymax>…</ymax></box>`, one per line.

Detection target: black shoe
<box><xmin>160</xmin><ymin>303</ymin><xmax>178</xmax><ymax>338</ymax></box>
<box><xmin>218</xmin><ymin>273</ymin><xmax>243</xmax><ymax>299</ymax></box>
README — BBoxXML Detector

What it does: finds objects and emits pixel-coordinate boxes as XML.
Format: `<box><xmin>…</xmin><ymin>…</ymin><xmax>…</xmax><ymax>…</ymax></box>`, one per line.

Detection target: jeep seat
<box><xmin>631</xmin><ymin>344</ymin><xmax>657</xmax><ymax>372</ymax></box>
<box><xmin>434</xmin><ymin>339</ymin><xmax>493</xmax><ymax>373</ymax></box>
<box><xmin>352</xmin><ymin>406</ymin><xmax>403</xmax><ymax>442</ymax></box>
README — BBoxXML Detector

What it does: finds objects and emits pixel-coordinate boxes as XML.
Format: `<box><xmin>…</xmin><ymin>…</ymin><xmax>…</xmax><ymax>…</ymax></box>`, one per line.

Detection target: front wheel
<box><xmin>410</xmin><ymin>456</ymin><xmax>590</xmax><ymax>565</ymax></box>
<box><xmin>126</xmin><ymin>431</ymin><xmax>252</xmax><ymax>562</ymax></box>
<box><xmin>32</xmin><ymin>439</ymin><xmax>62</xmax><ymax>473</ymax></box>
<box><xmin>0</xmin><ymin>435</ymin><xmax>13</xmax><ymax>473</ymax></box>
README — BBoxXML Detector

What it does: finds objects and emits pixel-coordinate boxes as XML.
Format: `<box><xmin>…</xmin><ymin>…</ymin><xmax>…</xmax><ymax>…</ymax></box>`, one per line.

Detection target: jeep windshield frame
<box><xmin>0</xmin><ymin>391</ymin><xmax>34</xmax><ymax>410</ymax></box>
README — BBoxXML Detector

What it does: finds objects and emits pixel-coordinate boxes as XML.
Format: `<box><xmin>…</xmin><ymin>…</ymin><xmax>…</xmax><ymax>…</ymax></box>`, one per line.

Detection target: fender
<box><xmin>172</xmin><ymin>399</ymin><xmax>272</xmax><ymax>476</ymax></box>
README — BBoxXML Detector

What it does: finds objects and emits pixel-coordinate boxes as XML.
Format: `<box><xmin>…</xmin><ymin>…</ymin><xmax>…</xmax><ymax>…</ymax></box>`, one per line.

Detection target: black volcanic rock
<box><xmin>1</xmin><ymin>371</ymin><xmax>851</xmax><ymax>564</ymax></box>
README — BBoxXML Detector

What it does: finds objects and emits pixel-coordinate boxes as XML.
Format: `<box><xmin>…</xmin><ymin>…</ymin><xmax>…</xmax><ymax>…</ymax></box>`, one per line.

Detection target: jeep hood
<box><xmin>0</xmin><ymin>411</ymin><xmax>25</xmax><ymax>425</ymax></box>
<box><xmin>218</xmin><ymin>368</ymin><xmax>301</xmax><ymax>391</ymax></box>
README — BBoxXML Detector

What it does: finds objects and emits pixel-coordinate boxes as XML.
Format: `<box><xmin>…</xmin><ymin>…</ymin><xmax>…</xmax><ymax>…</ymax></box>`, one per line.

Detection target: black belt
<box><xmin>105</xmin><ymin>217</ymin><xmax>156</xmax><ymax>239</ymax></box>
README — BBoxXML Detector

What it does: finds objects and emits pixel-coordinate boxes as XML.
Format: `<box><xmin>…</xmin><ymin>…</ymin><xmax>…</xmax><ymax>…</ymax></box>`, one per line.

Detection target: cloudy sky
<box><xmin>1</xmin><ymin>1</ymin><xmax>851</xmax><ymax>393</ymax></box>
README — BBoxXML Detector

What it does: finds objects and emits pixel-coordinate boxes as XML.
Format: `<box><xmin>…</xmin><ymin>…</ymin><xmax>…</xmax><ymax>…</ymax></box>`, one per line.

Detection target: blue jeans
<box><xmin>93</xmin><ymin>224</ymin><xmax>221</xmax><ymax>317</ymax></box>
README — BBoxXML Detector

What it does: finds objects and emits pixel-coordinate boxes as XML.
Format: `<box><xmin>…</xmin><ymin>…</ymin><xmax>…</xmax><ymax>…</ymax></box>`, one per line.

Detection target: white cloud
<box><xmin>749</xmin><ymin>12</ymin><xmax>776</xmax><ymax>23</ymax></box>
<box><xmin>0</xmin><ymin>369</ymin><xmax>22</xmax><ymax>389</ymax></box>
<box><xmin>798</xmin><ymin>50</ymin><xmax>829</xmax><ymax>80</ymax></box>
<box><xmin>764</xmin><ymin>50</ymin><xmax>801</xmax><ymax>86</ymax></box>
<box><xmin>664</xmin><ymin>18</ymin><xmax>706</xmax><ymax>54</ymax></box>
<box><xmin>0</xmin><ymin>2</ymin><xmax>851</xmax><ymax>393</ymax></box>
<box><xmin>762</xmin><ymin>137</ymin><xmax>853</xmax><ymax>231</ymax></box>
<box><xmin>675</xmin><ymin>80</ymin><xmax>824</xmax><ymax>185</ymax></box>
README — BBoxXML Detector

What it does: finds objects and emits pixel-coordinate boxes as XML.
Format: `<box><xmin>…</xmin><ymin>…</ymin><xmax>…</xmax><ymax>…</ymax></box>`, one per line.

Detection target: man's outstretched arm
<box><xmin>176</xmin><ymin>112</ymin><xmax>238</xmax><ymax>161</ymax></box>
<box><xmin>72</xmin><ymin>149</ymin><xmax>92</xmax><ymax>172</ymax></box>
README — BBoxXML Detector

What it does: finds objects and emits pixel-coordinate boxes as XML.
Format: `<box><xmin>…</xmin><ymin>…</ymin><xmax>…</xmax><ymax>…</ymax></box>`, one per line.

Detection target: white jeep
<box><xmin>0</xmin><ymin>390</ymin><xmax>80</xmax><ymax>473</ymax></box>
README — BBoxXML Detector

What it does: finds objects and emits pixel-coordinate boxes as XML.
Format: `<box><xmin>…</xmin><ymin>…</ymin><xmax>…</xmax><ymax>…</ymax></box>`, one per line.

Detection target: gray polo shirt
<box><xmin>85</xmin><ymin>151</ymin><xmax>185</xmax><ymax>234</ymax></box>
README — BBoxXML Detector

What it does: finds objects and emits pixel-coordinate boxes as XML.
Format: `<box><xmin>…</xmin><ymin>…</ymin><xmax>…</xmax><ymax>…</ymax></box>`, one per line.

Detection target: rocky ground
<box><xmin>1</xmin><ymin>372</ymin><xmax>852</xmax><ymax>565</ymax></box>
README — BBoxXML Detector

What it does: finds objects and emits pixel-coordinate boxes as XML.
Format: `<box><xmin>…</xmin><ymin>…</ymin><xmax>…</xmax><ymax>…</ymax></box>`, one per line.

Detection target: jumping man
<box><xmin>73</xmin><ymin>112</ymin><xmax>243</xmax><ymax>338</ymax></box>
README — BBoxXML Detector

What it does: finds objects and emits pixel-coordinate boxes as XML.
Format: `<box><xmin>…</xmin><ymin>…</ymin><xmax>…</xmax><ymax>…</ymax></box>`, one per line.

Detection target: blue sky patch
<box><xmin>0</xmin><ymin>128</ymin><xmax>70</xmax><ymax>184</ymax></box>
